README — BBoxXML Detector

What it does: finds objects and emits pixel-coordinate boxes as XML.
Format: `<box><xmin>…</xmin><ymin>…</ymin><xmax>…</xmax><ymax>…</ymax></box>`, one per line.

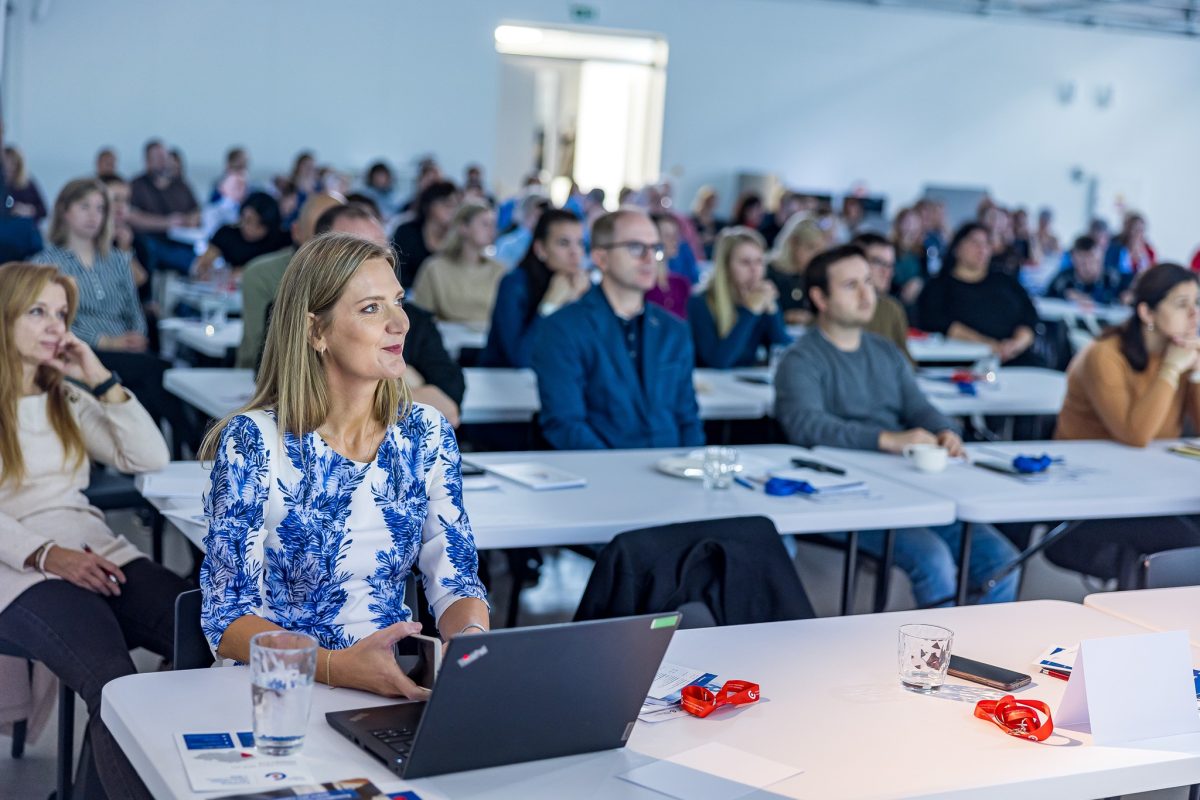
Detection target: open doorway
<box><xmin>493</xmin><ymin>24</ymin><xmax>668</xmax><ymax>209</ymax></box>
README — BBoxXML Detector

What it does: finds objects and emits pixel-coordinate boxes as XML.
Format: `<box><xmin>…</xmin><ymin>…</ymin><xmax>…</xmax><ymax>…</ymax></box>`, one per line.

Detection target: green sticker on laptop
<box><xmin>651</xmin><ymin>614</ymin><xmax>680</xmax><ymax>630</ymax></box>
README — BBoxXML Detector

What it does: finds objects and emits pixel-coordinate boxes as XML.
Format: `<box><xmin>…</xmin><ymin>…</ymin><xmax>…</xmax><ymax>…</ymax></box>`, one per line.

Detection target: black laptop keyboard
<box><xmin>371</xmin><ymin>726</ymin><xmax>416</xmax><ymax>759</ymax></box>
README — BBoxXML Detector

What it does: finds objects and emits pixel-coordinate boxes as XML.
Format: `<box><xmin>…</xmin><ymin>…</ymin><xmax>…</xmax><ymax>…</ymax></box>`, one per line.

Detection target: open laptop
<box><xmin>326</xmin><ymin>613</ymin><xmax>680</xmax><ymax>779</ymax></box>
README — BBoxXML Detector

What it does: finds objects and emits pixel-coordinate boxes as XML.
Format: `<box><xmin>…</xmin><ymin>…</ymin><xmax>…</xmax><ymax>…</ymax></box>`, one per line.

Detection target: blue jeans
<box><xmin>842</xmin><ymin>523</ymin><xmax>1020</xmax><ymax>607</ymax></box>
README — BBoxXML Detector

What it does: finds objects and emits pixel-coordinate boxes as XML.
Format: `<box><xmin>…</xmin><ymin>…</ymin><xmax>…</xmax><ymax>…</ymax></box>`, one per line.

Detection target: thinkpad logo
<box><xmin>457</xmin><ymin>644</ymin><xmax>489</xmax><ymax>668</ymax></box>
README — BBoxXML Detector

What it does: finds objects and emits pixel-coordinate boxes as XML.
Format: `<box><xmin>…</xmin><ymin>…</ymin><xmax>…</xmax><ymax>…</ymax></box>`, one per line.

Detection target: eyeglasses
<box><xmin>594</xmin><ymin>241</ymin><xmax>666</xmax><ymax>262</ymax></box>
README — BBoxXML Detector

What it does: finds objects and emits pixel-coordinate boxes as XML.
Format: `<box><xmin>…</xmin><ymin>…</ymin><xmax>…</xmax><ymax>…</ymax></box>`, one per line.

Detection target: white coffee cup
<box><xmin>903</xmin><ymin>444</ymin><xmax>949</xmax><ymax>473</ymax></box>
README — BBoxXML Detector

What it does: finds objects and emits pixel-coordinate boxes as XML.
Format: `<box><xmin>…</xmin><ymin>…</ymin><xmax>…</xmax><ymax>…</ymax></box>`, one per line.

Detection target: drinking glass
<box><xmin>250</xmin><ymin>631</ymin><xmax>318</xmax><ymax>756</ymax></box>
<box><xmin>702</xmin><ymin>446</ymin><xmax>738</xmax><ymax>490</ymax></box>
<box><xmin>897</xmin><ymin>624</ymin><xmax>953</xmax><ymax>693</ymax></box>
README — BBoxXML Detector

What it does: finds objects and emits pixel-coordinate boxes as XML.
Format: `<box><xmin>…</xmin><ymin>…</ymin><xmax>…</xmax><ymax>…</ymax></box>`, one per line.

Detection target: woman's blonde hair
<box><xmin>48</xmin><ymin>178</ymin><xmax>114</xmax><ymax>257</ymax></box>
<box><xmin>199</xmin><ymin>233</ymin><xmax>411</xmax><ymax>460</ymax></box>
<box><xmin>707</xmin><ymin>227</ymin><xmax>767</xmax><ymax>338</ymax></box>
<box><xmin>770</xmin><ymin>215</ymin><xmax>826</xmax><ymax>274</ymax></box>
<box><xmin>0</xmin><ymin>262</ymin><xmax>85</xmax><ymax>487</ymax></box>
<box><xmin>438</xmin><ymin>200</ymin><xmax>490</xmax><ymax>263</ymax></box>
<box><xmin>3</xmin><ymin>146</ymin><xmax>28</xmax><ymax>189</ymax></box>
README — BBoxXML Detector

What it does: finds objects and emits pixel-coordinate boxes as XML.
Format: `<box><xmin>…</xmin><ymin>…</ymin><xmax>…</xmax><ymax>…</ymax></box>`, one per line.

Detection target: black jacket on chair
<box><xmin>574</xmin><ymin>516</ymin><xmax>815</xmax><ymax>626</ymax></box>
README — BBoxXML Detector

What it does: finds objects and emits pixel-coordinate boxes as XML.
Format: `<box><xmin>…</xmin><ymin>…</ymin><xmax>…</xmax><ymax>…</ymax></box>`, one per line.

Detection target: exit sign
<box><xmin>569</xmin><ymin>4</ymin><xmax>597</xmax><ymax>21</ymax></box>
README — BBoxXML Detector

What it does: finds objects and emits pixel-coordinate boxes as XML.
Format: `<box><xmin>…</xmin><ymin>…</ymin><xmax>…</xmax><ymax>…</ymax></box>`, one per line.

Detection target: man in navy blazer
<box><xmin>532</xmin><ymin>209</ymin><xmax>704</xmax><ymax>450</ymax></box>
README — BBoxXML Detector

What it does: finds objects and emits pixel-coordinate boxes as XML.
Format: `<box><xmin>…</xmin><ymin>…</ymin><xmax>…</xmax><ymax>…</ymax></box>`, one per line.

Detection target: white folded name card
<box><xmin>1057</xmin><ymin>630</ymin><xmax>1200</xmax><ymax>745</ymax></box>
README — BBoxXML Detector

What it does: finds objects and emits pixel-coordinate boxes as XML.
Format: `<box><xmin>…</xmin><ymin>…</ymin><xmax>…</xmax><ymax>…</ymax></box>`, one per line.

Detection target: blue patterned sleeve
<box><xmin>415</xmin><ymin>408</ymin><xmax>489</xmax><ymax>624</ymax></box>
<box><xmin>200</xmin><ymin>415</ymin><xmax>272</xmax><ymax>651</ymax></box>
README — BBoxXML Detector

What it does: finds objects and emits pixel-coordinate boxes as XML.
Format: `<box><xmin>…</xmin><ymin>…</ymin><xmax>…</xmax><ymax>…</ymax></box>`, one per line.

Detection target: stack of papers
<box><xmin>1168</xmin><ymin>440</ymin><xmax>1200</xmax><ymax>459</ymax></box>
<box><xmin>482</xmin><ymin>462</ymin><xmax>587</xmax><ymax>490</ymax></box>
<box><xmin>638</xmin><ymin>662</ymin><xmax>725</xmax><ymax>723</ymax></box>
<box><xmin>175</xmin><ymin>731</ymin><xmax>312</xmax><ymax>793</ymax></box>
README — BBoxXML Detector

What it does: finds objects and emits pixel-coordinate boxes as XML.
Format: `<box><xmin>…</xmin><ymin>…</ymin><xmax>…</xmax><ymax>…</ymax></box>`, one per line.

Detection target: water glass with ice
<box><xmin>250</xmin><ymin>630</ymin><xmax>318</xmax><ymax>756</ymax></box>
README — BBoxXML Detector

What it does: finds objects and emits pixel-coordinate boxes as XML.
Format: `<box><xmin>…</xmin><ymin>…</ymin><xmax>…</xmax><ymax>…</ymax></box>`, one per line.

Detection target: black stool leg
<box><xmin>873</xmin><ymin>530</ymin><xmax>895</xmax><ymax>613</ymax></box>
<box><xmin>57</xmin><ymin>685</ymin><xmax>74</xmax><ymax>800</ymax></box>
<box><xmin>11</xmin><ymin>718</ymin><xmax>27</xmax><ymax>758</ymax></box>
<box><xmin>840</xmin><ymin>532</ymin><xmax>859</xmax><ymax>615</ymax></box>
<box><xmin>151</xmin><ymin>510</ymin><xmax>165</xmax><ymax>564</ymax></box>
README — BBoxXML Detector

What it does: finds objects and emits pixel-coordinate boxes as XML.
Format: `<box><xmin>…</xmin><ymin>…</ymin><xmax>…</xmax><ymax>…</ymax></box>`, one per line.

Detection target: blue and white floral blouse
<box><xmin>200</xmin><ymin>403</ymin><xmax>488</xmax><ymax>652</ymax></box>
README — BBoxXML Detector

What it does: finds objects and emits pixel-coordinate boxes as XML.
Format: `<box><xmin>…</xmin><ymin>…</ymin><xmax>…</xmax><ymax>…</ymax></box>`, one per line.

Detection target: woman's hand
<box><xmin>744</xmin><ymin>281</ymin><xmax>779</xmax><ymax>315</ymax></box>
<box><xmin>42</xmin><ymin>546</ymin><xmax>126</xmax><ymax>596</ymax></box>
<box><xmin>1163</xmin><ymin>339</ymin><xmax>1200</xmax><ymax>376</ymax></box>
<box><xmin>45</xmin><ymin>332</ymin><xmax>112</xmax><ymax>387</ymax></box>
<box><xmin>544</xmin><ymin>271</ymin><xmax>591</xmax><ymax>308</ymax></box>
<box><xmin>331</xmin><ymin>621</ymin><xmax>431</xmax><ymax>700</ymax></box>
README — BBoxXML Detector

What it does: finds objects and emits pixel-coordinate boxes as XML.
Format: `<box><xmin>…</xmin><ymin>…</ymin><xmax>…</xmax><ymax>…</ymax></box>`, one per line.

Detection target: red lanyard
<box><xmin>974</xmin><ymin>695</ymin><xmax>1054</xmax><ymax>741</ymax></box>
<box><xmin>681</xmin><ymin>680</ymin><xmax>760</xmax><ymax>718</ymax></box>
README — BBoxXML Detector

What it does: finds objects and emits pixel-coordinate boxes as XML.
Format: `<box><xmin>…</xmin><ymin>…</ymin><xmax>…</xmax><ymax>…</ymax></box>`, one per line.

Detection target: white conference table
<box><xmin>102</xmin><ymin>600</ymin><xmax>1200</xmax><ymax>800</ymax></box>
<box><xmin>726</xmin><ymin>366</ymin><xmax>1066</xmax><ymax>419</ymax></box>
<box><xmin>816</xmin><ymin>440</ymin><xmax>1200</xmax><ymax>605</ymax></box>
<box><xmin>163</xmin><ymin>367</ymin><xmax>770</xmax><ymax>425</ymax></box>
<box><xmin>1085</xmin><ymin>587</ymin><xmax>1200</xmax><ymax>648</ymax></box>
<box><xmin>437</xmin><ymin>321</ymin><xmax>488</xmax><ymax>359</ymax></box>
<box><xmin>1035</xmin><ymin>297</ymin><xmax>1132</xmax><ymax>326</ymax></box>
<box><xmin>916</xmin><ymin>367</ymin><xmax>1066</xmax><ymax>417</ymax></box>
<box><xmin>138</xmin><ymin>445</ymin><xmax>954</xmax><ymax>554</ymax></box>
<box><xmin>906</xmin><ymin>335</ymin><xmax>993</xmax><ymax>365</ymax></box>
<box><xmin>160</xmin><ymin>318</ymin><xmax>242</xmax><ymax>360</ymax></box>
<box><xmin>162</xmin><ymin>367</ymin><xmax>544</xmax><ymax>425</ymax></box>
<box><xmin>141</xmin><ymin>445</ymin><xmax>952</xmax><ymax>613</ymax></box>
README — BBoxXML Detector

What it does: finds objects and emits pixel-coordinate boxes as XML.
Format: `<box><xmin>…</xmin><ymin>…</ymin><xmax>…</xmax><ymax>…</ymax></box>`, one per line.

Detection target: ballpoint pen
<box><xmin>790</xmin><ymin>457</ymin><xmax>846</xmax><ymax>476</ymax></box>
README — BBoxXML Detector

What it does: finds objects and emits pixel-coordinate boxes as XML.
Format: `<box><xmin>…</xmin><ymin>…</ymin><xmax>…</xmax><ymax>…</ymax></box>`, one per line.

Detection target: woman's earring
<box><xmin>1146</xmin><ymin>322</ymin><xmax>1155</xmax><ymax>332</ymax></box>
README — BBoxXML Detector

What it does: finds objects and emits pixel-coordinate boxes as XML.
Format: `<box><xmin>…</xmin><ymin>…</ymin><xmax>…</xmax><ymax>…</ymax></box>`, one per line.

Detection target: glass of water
<box><xmin>702</xmin><ymin>446</ymin><xmax>739</xmax><ymax>490</ymax></box>
<box><xmin>250</xmin><ymin>630</ymin><xmax>318</xmax><ymax>756</ymax></box>
<box><xmin>897</xmin><ymin>624</ymin><xmax>953</xmax><ymax>693</ymax></box>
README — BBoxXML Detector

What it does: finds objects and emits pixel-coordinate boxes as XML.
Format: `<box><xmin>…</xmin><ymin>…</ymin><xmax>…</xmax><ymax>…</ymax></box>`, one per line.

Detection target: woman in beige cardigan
<box><xmin>0</xmin><ymin>262</ymin><xmax>188</xmax><ymax>800</ymax></box>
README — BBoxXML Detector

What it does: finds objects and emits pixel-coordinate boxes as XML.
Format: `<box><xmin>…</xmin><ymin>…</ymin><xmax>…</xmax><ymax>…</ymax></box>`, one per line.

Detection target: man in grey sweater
<box><xmin>775</xmin><ymin>245</ymin><xmax>1018</xmax><ymax>606</ymax></box>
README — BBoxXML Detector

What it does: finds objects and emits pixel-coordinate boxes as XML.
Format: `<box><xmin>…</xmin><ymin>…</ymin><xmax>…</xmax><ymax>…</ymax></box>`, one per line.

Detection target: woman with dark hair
<box><xmin>192</xmin><ymin>192</ymin><xmax>290</xmax><ymax>278</ymax></box>
<box><xmin>1058</xmin><ymin>263</ymin><xmax>1200</xmax><ymax>444</ymax></box>
<box><xmin>916</xmin><ymin>222</ymin><xmax>1042</xmax><ymax>366</ymax></box>
<box><xmin>358</xmin><ymin>161</ymin><xmax>398</xmax><ymax>217</ymax></box>
<box><xmin>1050</xmin><ymin>263</ymin><xmax>1200</xmax><ymax>584</ymax></box>
<box><xmin>730</xmin><ymin>191</ymin><xmax>764</xmax><ymax>231</ymax></box>
<box><xmin>481</xmin><ymin>209</ymin><xmax>588</xmax><ymax>368</ymax></box>
<box><xmin>391</xmin><ymin>180</ymin><xmax>460</xmax><ymax>288</ymax></box>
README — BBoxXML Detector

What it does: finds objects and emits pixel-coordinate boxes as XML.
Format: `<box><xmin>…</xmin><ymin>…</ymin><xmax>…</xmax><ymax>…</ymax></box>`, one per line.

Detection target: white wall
<box><xmin>6</xmin><ymin>0</ymin><xmax>1200</xmax><ymax>258</ymax></box>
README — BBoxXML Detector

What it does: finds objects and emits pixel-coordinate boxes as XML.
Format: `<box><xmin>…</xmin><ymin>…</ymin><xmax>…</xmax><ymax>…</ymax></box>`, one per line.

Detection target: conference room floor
<box><xmin>0</xmin><ymin>509</ymin><xmax>1191</xmax><ymax>800</ymax></box>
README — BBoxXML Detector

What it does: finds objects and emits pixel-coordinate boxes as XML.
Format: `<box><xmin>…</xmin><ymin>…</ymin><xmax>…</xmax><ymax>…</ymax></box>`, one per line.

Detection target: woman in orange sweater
<box><xmin>1052</xmin><ymin>263</ymin><xmax>1200</xmax><ymax>585</ymax></box>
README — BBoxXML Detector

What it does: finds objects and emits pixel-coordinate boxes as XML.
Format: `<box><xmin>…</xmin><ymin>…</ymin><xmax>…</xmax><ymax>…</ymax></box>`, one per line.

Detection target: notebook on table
<box><xmin>481</xmin><ymin>462</ymin><xmax>587</xmax><ymax>490</ymax></box>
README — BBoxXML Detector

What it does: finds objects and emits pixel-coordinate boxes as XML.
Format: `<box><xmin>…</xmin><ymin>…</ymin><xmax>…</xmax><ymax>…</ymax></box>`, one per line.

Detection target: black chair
<box><xmin>173</xmin><ymin>590</ymin><xmax>214</xmax><ymax>671</ymax></box>
<box><xmin>574</xmin><ymin>516</ymin><xmax>815</xmax><ymax>627</ymax></box>
<box><xmin>1140</xmin><ymin>545</ymin><xmax>1200</xmax><ymax>590</ymax></box>
<box><xmin>84</xmin><ymin>465</ymin><xmax>166</xmax><ymax>564</ymax></box>
<box><xmin>0</xmin><ymin>640</ymin><xmax>76</xmax><ymax>800</ymax></box>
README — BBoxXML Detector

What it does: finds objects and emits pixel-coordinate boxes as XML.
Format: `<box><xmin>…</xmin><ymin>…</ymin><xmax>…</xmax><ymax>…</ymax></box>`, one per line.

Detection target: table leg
<box><xmin>873</xmin><ymin>529</ymin><xmax>895</xmax><ymax>613</ymax></box>
<box><xmin>841</xmin><ymin>531</ymin><xmax>858</xmax><ymax>615</ymax></box>
<box><xmin>956</xmin><ymin>523</ymin><xmax>973</xmax><ymax>607</ymax></box>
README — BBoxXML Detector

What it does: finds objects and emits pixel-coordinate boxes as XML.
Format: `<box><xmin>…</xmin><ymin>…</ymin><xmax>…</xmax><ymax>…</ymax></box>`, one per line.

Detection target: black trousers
<box><xmin>0</xmin><ymin>558</ymin><xmax>190</xmax><ymax>799</ymax></box>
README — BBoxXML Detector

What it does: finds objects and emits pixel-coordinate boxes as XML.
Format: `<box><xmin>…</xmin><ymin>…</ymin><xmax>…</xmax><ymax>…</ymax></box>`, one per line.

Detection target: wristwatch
<box><xmin>90</xmin><ymin>372</ymin><xmax>122</xmax><ymax>398</ymax></box>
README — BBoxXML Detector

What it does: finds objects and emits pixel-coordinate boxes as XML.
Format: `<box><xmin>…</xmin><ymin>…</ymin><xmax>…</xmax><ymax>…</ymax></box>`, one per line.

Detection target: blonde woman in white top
<box><xmin>0</xmin><ymin>262</ymin><xmax>187</xmax><ymax>800</ymax></box>
<box><xmin>408</xmin><ymin>200</ymin><xmax>506</xmax><ymax>325</ymax></box>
